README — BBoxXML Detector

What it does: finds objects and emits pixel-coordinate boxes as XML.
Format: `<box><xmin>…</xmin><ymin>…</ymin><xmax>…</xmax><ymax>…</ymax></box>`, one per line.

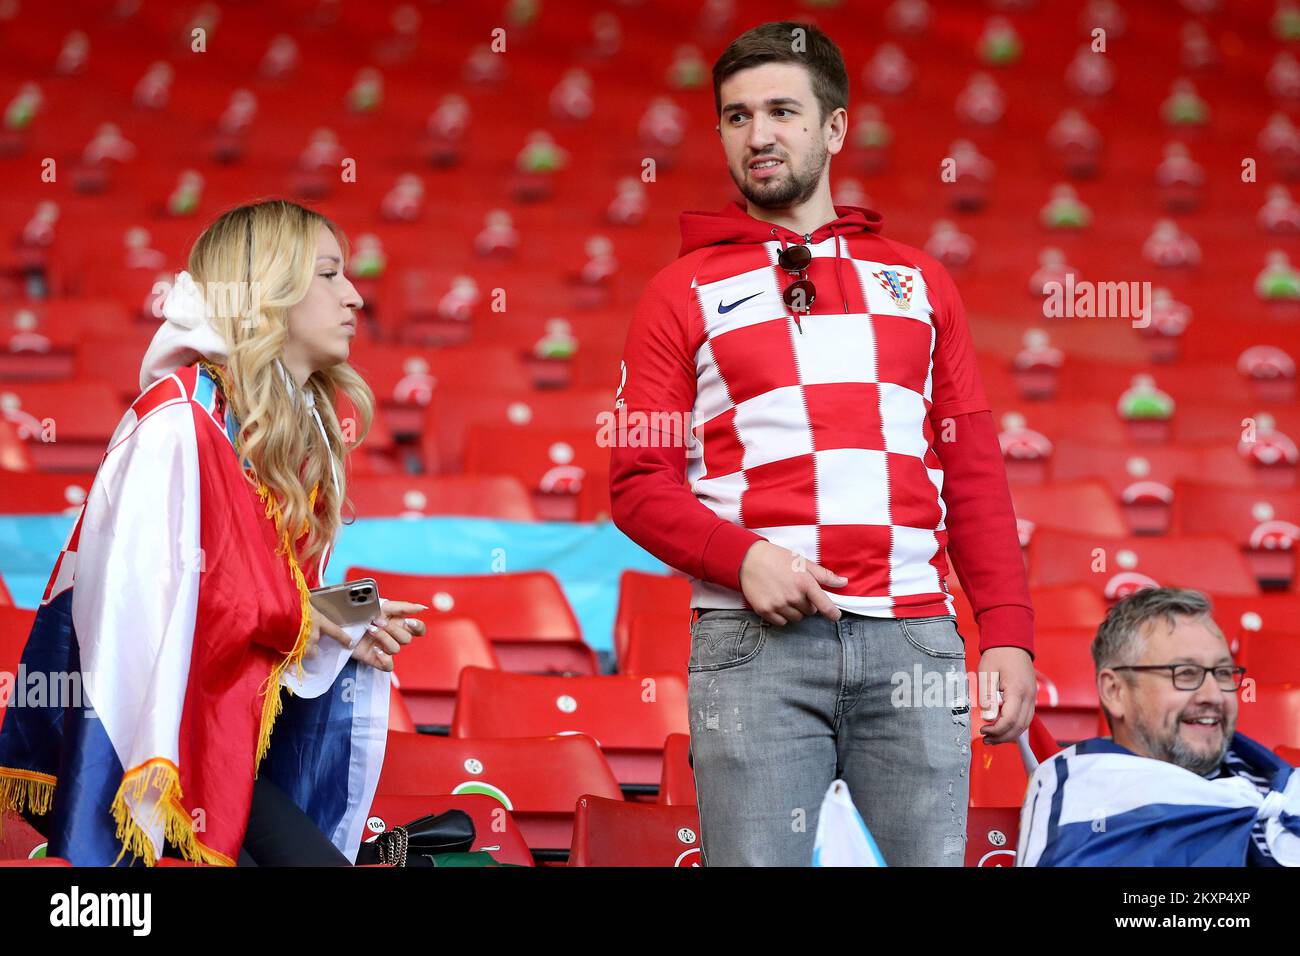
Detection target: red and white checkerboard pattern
<box><xmin>685</xmin><ymin>234</ymin><xmax>955</xmax><ymax>617</ymax></box>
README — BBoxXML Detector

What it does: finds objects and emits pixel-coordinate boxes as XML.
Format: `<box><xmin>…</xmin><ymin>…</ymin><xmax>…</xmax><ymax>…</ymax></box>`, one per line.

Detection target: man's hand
<box><xmin>738</xmin><ymin>541</ymin><xmax>848</xmax><ymax>626</ymax></box>
<box><xmin>977</xmin><ymin>646</ymin><xmax>1036</xmax><ymax>744</ymax></box>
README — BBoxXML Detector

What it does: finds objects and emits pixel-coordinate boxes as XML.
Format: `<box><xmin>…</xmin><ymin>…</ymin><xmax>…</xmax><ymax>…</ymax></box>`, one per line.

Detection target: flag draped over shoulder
<box><xmin>1017</xmin><ymin>734</ymin><xmax>1299</xmax><ymax>867</ymax></box>
<box><xmin>0</xmin><ymin>362</ymin><xmax>389</xmax><ymax>865</ymax></box>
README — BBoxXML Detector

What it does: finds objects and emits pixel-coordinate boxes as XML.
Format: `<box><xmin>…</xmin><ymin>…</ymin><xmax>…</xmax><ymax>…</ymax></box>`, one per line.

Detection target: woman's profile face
<box><xmin>282</xmin><ymin>224</ymin><xmax>362</xmax><ymax>382</ymax></box>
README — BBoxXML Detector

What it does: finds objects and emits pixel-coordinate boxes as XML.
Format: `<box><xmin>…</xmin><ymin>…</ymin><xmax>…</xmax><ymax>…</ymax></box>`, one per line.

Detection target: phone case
<box><xmin>309</xmin><ymin>578</ymin><xmax>381</xmax><ymax>629</ymax></box>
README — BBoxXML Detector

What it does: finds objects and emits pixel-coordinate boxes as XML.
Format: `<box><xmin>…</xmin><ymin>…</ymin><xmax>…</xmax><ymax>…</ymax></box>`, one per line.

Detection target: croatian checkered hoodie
<box><xmin>609</xmin><ymin>201</ymin><xmax>1034</xmax><ymax>656</ymax></box>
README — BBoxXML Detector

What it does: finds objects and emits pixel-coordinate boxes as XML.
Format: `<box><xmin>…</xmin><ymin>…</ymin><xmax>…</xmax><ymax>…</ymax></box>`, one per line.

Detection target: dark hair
<box><xmin>1091</xmin><ymin>587</ymin><xmax>1223</xmax><ymax>672</ymax></box>
<box><xmin>712</xmin><ymin>21</ymin><xmax>849</xmax><ymax>125</ymax></box>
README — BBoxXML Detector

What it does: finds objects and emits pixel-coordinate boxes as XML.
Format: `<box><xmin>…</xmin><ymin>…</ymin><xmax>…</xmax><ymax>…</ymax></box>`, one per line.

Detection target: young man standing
<box><xmin>610</xmin><ymin>22</ymin><xmax>1036</xmax><ymax>866</ymax></box>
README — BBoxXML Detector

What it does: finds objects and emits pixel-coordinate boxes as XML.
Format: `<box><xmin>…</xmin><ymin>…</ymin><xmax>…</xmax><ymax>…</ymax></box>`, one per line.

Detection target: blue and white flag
<box><xmin>1018</xmin><ymin>734</ymin><xmax>1299</xmax><ymax>867</ymax></box>
<box><xmin>812</xmin><ymin>779</ymin><xmax>887</xmax><ymax>867</ymax></box>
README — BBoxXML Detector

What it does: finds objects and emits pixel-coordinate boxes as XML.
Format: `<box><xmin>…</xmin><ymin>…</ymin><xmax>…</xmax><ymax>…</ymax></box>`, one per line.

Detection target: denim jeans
<box><xmin>686</xmin><ymin>608</ymin><xmax>972</xmax><ymax>866</ymax></box>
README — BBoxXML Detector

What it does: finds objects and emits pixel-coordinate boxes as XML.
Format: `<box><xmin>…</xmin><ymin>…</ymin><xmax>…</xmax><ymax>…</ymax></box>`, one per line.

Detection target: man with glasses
<box><xmin>1095</xmin><ymin>587</ymin><xmax>1247</xmax><ymax>778</ymax></box>
<box><xmin>1018</xmin><ymin>587</ymin><xmax>1296</xmax><ymax>866</ymax></box>
<box><xmin>609</xmin><ymin>21</ymin><xmax>1035</xmax><ymax>866</ymax></box>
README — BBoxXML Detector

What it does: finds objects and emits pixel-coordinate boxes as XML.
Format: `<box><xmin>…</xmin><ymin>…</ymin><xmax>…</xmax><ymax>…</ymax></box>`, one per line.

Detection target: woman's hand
<box><xmin>307</xmin><ymin>607</ymin><xmax>355</xmax><ymax>655</ymax></box>
<box><xmin>349</xmin><ymin>599</ymin><xmax>428</xmax><ymax>672</ymax></box>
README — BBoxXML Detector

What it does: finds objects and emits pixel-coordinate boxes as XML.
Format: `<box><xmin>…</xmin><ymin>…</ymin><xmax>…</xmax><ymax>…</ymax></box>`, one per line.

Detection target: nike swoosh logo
<box><xmin>718</xmin><ymin>292</ymin><xmax>763</xmax><ymax>314</ymax></box>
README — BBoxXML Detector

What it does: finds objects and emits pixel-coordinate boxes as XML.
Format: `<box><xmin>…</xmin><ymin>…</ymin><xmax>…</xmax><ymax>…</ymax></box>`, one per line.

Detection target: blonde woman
<box><xmin>0</xmin><ymin>199</ymin><xmax>426</xmax><ymax>866</ymax></box>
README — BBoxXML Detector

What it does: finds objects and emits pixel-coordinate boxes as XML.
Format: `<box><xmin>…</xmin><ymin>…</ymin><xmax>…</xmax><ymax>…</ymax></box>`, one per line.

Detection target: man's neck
<box><xmin>743</xmin><ymin>184</ymin><xmax>838</xmax><ymax>238</ymax></box>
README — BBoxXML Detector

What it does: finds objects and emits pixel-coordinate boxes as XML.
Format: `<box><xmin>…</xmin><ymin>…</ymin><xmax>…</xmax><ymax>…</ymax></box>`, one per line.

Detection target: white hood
<box><xmin>138</xmin><ymin>271</ymin><xmax>230</xmax><ymax>392</ymax></box>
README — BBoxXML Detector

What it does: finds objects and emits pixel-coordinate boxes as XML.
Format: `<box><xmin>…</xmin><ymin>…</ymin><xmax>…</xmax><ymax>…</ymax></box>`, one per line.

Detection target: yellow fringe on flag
<box><xmin>107</xmin><ymin>758</ymin><xmax>234</xmax><ymax>867</ymax></box>
<box><xmin>0</xmin><ymin>767</ymin><xmax>56</xmax><ymax>841</ymax></box>
<box><xmin>252</xmin><ymin>479</ymin><xmax>315</xmax><ymax>775</ymax></box>
<box><xmin>2</xmin><ymin>763</ymin><xmax>235</xmax><ymax>866</ymax></box>
<box><xmin>0</xmin><ymin>767</ymin><xmax>55</xmax><ymax>818</ymax></box>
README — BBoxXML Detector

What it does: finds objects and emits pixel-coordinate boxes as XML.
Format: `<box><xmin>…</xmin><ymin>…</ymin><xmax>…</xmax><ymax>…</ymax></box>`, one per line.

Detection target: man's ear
<box><xmin>824</xmin><ymin>106</ymin><xmax>849</xmax><ymax>157</ymax></box>
<box><xmin>1097</xmin><ymin>669</ymin><xmax>1125</xmax><ymax>725</ymax></box>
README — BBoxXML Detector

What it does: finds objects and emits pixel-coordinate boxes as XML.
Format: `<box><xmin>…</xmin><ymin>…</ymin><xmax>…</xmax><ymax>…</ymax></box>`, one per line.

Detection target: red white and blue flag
<box><xmin>0</xmin><ymin>362</ymin><xmax>389</xmax><ymax>865</ymax></box>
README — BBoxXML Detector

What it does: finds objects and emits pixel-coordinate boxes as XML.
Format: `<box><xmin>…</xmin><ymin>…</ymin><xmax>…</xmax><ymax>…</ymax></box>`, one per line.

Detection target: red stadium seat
<box><xmin>574</xmin><ymin>470</ymin><xmax>612</xmax><ymax>522</ymax></box>
<box><xmin>463</xmin><ymin>424</ymin><xmax>608</xmax><ymax>521</ymax></box>
<box><xmin>1169</xmin><ymin>404</ymin><xmax>1300</xmax><ymax>446</ymax></box>
<box><xmin>1276</xmin><ymin>746</ymin><xmax>1300</xmax><ymax>767</ymax></box>
<box><xmin>374</xmin><ymin>731</ymin><xmax>622</xmax><ymax>856</ymax></box>
<box><xmin>951</xmin><ymin>584</ymin><xmax>1108</xmax><ymax>642</ymax></box>
<box><xmin>968</xmin><ymin>732</ymin><xmax>1030</xmax><ymax>808</ymax></box>
<box><xmin>622</xmin><ymin>612</ymin><xmax>691</xmax><ymax>676</ymax></box>
<box><xmin>350</xmin><ymin>568</ymin><xmax>597</xmax><ymax>675</ymax></box>
<box><xmin>1235</xmin><ymin>684</ymin><xmax>1300</xmax><ymax>751</ymax></box>
<box><xmin>1207</xmin><ymin>594</ymin><xmax>1300</xmax><ymax>645</ymax></box>
<box><xmin>1051</xmin><ymin>439</ymin><xmax>1266</xmax><ymax>533</ymax></box>
<box><xmin>450</xmin><ymin>667</ymin><xmax>688</xmax><ymax>790</ymax></box>
<box><xmin>348</xmin><ymin>343</ymin><xmax>531</xmax><ymax>439</ymax></box>
<box><xmin>1032</xmin><ymin>628</ymin><xmax>1101</xmax><ymax>744</ymax></box>
<box><xmin>1170</xmin><ymin>481</ymin><xmax>1300</xmax><ymax>587</ymax></box>
<box><xmin>1237</xmin><ymin>628</ymin><xmax>1300</xmax><ymax>685</ymax></box>
<box><xmin>335</xmin><ymin>392</ymin><xmax>402</xmax><ymax>475</ymax></box>
<box><xmin>388</xmin><ymin>685</ymin><xmax>417</xmax><ymax>734</ymax></box>
<box><xmin>1</xmin><ymin>300</ymin><xmax>134</xmax><ymax>346</ymax></box>
<box><xmin>1011</xmin><ymin>479</ymin><xmax>1129</xmax><ymax>538</ymax></box>
<box><xmin>964</xmin><ymin>807</ymin><xmax>1020</xmax><ymax>867</ymax></box>
<box><xmin>1028</xmin><ymin>529</ymin><xmax>1260</xmax><ymax>600</ymax></box>
<box><xmin>1029</xmin><ymin>585</ymin><xmax>1111</xmax><ymax>630</ymax></box>
<box><xmin>2</xmin><ymin>341</ymin><xmax>73</xmax><ymax>384</ymax></box>
<box><xmin>0</xmin><ymin>606</ymin><xmax>35</xmax><ymax>676</ymax></box>
<box><xmin>0</xmin><ymin>857</ymin><xmax>70</xmax><ymax>866</ymax></box>
<box><xmin>392</xmin><ymin>618</ymin><xmax>499</xmax><ymax>729</ymax></box>
<box><xmin>612</xmin><ymin>570</ymin><xmax>692</xmax><ymax>667</ymax></box>
<box><xmin>421</xmin><ymin>387</ymin><xmax>612</xmax><ymax>475</ymax></box>
<box><xmin>0</xmin><ymin>380</ymin><xmax>123</xmax><ymax>471</ymax></box>
<box><xmin>73</xmin><ymin>332</ymin><xmax>157</xmax><ymax>404</ymax></box>
<box><xmin>999</xmin><ymin>401</ymin><xmax>1130</xmax><ymax>448</ymax></box>
<box><xmin>658</xmin><ymin>733</ymin><xmax>697</xmax><ymax>806</ymax></box>
<box><xmin>0</xmin><ymin>420</ymin><xmax>33</xmax><ymax>471</ymax></box>
<box><xmin>1054</xmin><ymin>361</ymin><xmax>1263</xmax><ymax>407</ymax></box>
<box><xmin>0</xmin><ymin>813</ymin><xmax>46</xmax><ymax>861</ymax></box>
<box><xmin>347</xmin><ymin>473</ymin><xmax>537</xmax><ymax>520</ymax></box>
<box><xmin>0</xmin><ymin>470</ymin><xmax>95</xmax><ymax>514</ymax></box>
<box><xmin>364</xmin><ymin>793</ymin><xmax>534</xmax><ymax>867</ymax></box>
<box><xmin>568</xmin><ymin>795</ymin><xmax>702</xmax><ymax>866</ymax></box>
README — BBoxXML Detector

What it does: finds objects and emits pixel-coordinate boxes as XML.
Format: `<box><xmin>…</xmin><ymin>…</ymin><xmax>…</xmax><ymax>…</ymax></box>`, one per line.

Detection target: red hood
<box><xmin>678</xmin><ymin>201</ymin><xmax>884</xmax><ymax>257</ymax></box>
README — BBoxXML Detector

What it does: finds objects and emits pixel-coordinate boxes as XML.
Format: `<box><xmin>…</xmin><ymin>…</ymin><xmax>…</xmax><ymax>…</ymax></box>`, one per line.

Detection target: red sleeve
<box><xmin>608</xmin><ymin>270</ymin><xmax>766</xmax><ymax>591</ymax></box>
<box><xmin>917</xmin><ymin>251</ymin><xmax>990</xmax><ymax>420</ymax></box>
<box><xmin>934</xmin><ymin>409</ymin><xmax>1035</xmax><ymax>658</ymax></box>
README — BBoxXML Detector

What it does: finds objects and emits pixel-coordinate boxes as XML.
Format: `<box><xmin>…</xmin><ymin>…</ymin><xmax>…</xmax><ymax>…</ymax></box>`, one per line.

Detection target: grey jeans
<box><xmin>686</xmin><ymin>608</ymin><xmax>972</xmax><ymax>866</ymax></box>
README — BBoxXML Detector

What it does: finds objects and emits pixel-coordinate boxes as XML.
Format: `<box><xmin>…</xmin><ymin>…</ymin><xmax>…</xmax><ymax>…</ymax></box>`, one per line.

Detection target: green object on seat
<box><xmin>427</xmin><ymin>851</ymin><xmax>525</xmax><ymax>867</ymax></box>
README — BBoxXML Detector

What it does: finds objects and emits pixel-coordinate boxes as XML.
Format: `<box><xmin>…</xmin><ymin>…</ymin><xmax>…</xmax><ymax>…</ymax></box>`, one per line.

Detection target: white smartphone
<box><xmin>309</xmin><ymin>578</ymin><xmax>382</xmax><ymax>630</ymax></box>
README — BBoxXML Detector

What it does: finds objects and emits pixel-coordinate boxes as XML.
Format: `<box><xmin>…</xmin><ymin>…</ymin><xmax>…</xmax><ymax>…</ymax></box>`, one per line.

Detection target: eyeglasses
<box><xmin>778</xmin><ymin>243</ymin><xmax>815</xmax><ymax>315</ymax></box>
<box><xmin>1111</xmin><ymin>664</ymin><xmax>1248</xmax><ymax>691</ymax></box>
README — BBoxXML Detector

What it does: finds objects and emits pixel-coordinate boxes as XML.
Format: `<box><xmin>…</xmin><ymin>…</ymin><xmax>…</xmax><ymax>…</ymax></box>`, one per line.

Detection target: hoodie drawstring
<box><xmin>830</xmin><ymin>222</ymin><xmax>849</xmax><ymax>315</ymax></box>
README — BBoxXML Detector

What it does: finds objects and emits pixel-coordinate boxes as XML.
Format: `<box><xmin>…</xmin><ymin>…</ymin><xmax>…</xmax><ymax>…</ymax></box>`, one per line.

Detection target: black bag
<box><xmin>367</xmin><ymin>810</ymin><xmax>476</xmax><ymax>866</ymax></box>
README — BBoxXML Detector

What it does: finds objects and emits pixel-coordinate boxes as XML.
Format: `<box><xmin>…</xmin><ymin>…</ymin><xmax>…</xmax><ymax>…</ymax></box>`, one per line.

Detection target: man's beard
<box><xmin>733</xmin><ymin>140</ymin><xmax>828</xmax><ymax>210</ymax></box>
<box><xmin>1130</xmin><ymin>702</ymin><xmax>1233</xmax><ymax>776</ymax></box>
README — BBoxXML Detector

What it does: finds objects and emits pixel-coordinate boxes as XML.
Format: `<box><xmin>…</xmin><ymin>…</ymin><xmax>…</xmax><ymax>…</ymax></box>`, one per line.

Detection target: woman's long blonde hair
<box><xmin>187</xmin><ymin>199</ymin><xmax>375</xmax><ymax>566</ymax></box>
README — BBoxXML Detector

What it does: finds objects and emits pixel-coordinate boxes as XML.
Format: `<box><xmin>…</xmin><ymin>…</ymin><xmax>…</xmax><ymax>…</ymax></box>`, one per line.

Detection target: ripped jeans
<box><xmin>686</xmin><ymin>608</ymin><xmax>971</xmax><ymax>867</ymax></box>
